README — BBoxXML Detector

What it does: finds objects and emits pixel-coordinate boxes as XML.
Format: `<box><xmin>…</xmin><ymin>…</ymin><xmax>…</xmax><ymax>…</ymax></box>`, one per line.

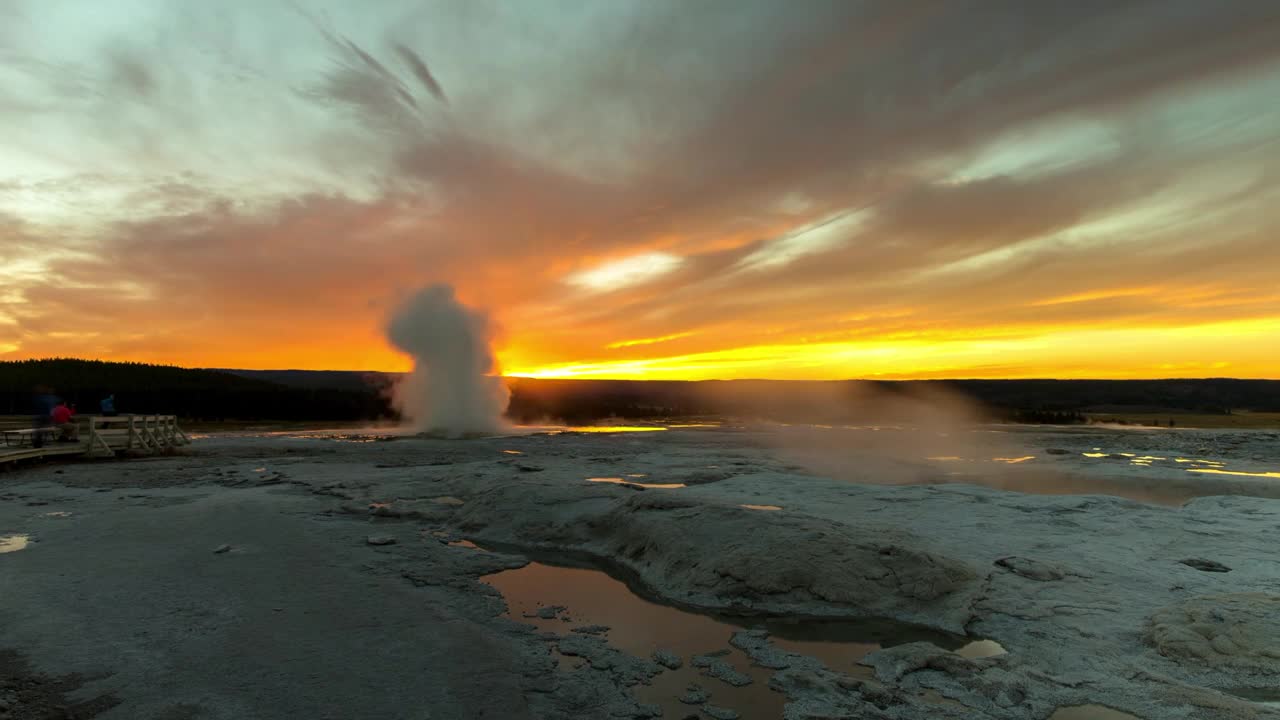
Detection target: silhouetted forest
<box><xmin>5</xmin><ymin>360</ymin><xmax>1280</xmax><ymax>423</ymax></box>
<box><xmin>501</xmin><ymin>378</ymin><xmax>1280</xmax><ymax>424</ymax></box>
<box><xmin>0</xmin><ymin>359</ymin><xmax>392</xmax><ymax>420</ymax></box>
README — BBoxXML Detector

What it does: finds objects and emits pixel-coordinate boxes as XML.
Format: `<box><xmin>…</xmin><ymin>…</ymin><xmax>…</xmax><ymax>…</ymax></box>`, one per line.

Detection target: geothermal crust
<box><xmin>1</xmin><ymin>423</ymin><xmax>1278</xmax><ymax>719</ymax></box>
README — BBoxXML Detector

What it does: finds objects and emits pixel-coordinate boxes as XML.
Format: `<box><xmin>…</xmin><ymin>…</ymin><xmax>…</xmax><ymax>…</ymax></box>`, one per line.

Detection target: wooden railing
<box><xmin>85</xmin><ymin>415</ymin><xmax>190</xmax><ymax>457</ymax></box>
<box><xmin>0</xmin><ymin>414</ymin><xmax>190</xmax><ymax>461</ymax></box>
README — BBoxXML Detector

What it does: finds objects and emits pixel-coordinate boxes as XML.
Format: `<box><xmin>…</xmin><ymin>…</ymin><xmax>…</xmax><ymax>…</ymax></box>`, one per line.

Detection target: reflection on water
<box><xmin>0</xmin><ymin>534</ymin><xmax>31</xmax><ymax>553</ymax></box>
<box><xmin>1049</xmin><ymin>705</ymin><xmax>1140</xmax><ymax>720</ymax></box>
<box><xmin>560</xmin><ymin>426</ymin><xmax>668</xmax><ymax>434</ymax></box>
<box><xmin>484</xmin><ymin>558</ymin><xmax>984</xmax><ymax>720</ymax></box>
<box><xmin>587</xmin><ymin>477</ymin><xmax>687</xmax><ymax>489</ymax></box>
<box><xmin>1187</xmin><ymin>468</ymin><xmax>1280</xmax><ymax>479</ymax></box>
<box><xmin>739</xmin><ymin>504</ymin><xmax>782</xmax><ymax>511</ymax></box>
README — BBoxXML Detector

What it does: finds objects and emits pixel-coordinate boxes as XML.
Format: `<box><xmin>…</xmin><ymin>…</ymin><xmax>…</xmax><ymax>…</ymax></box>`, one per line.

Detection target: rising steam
<box><xmin>386</xmin><ymin>284</ymin><xmax>509</xmax><ymax>435</ymax></box>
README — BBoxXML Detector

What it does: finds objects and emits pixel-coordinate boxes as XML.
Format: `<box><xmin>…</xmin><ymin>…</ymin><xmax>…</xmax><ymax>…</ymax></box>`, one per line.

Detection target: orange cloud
<box><xmin>3</xmin><ymin>3</ymin><xmax>1280</xmax><ymax>379</ymax></box>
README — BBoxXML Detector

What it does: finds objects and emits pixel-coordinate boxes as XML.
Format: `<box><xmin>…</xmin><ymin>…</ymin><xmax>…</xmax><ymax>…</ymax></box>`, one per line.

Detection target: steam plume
<box><xmin>386</xmin><ymin>284</ymin><xmax>509</xmax><ymax>435</ymax></box>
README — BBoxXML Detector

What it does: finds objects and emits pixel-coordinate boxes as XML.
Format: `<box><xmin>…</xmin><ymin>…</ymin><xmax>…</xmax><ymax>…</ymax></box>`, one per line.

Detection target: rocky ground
<box><xmin>1</xmin><ymin>423</ymin><xmax>1278</xmax><ymax>719</ymax></box>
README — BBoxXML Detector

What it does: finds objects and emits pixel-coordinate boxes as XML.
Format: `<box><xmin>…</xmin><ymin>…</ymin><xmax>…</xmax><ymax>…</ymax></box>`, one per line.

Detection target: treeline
<box><xmin>0</xmin><ymin>359</ymin><xmax>394</xmax><ymax>421</ymax></box>
<box><xmin>938</xmin><ymin>378</ymin><xmax>1280</xmax><ymax>415</ymax></box>
<box><xmin>504</xmin><ymin>378</ymin><xmax>1280</xmax><ymax>424</ymax></box>
<box><xmin>6</xmin><ymin>361</ymin><xmax>1280</xmax><ymax>423</ymax></box>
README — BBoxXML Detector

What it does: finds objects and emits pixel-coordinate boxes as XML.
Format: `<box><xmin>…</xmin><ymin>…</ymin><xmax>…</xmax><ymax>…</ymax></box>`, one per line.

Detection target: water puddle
<box><xmin>484</xmin><ymin>557</ymin><xmax>987</xmax><ymax>719</ymax></box>
<box><xmin>1049</xmin><ymin>705</ymin><xmax>1140</xmax><ymax>720</ymax></box>
<box><xmin>587</xmin><ymin>477</ymin><xmax>687</xmax><ymax>489</ymax></box>
<box><xmin>39</xmin><ymin>511</ymin><xmax>72</xmax><ymax>518</ymax></box>
<box><xmin>0</xmin><ymin>534</ymin><xmax>32</xmax><ymax>554</ymax></box>
<box><xmin>739</xmin><ymin>504</ymin><xmax>782</xmax><ymax>511</ymax></box>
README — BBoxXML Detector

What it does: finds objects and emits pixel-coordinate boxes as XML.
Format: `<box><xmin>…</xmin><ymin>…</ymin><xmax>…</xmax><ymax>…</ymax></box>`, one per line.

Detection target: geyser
<box><xmin>386</xmin><ymin>284</ymin><xmax>509</xmax><ymax>435</ymax></box>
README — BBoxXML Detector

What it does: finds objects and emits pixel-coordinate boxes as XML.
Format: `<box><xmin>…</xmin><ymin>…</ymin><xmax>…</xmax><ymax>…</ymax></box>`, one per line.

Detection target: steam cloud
<box><xmin>386</xmin><ymin>284</ymin><xmax>509</xmax><ymax>435</ymax></box>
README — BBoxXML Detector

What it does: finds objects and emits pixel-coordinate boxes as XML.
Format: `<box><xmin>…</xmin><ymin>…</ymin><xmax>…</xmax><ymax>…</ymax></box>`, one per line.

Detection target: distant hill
<box><xmin>0</xmin><ymin>359</ymin><xmax>393</xmax><ymax>420</ymax></box>
<box><xmin>218</xmin><ymin>368</ymin><xmax>400</xmax><ymax>393</ymax></box>
<box><xmin>5</xmin><ymin>360</ymin><xmax>1279</xmax><ymax>423</ymax></box>
<box><xmin>504</xmin><ymin>377</ymin><xmax>1280</xmax><ymax>424</ymax></box>
<box><xmin>177</xmin><ymin>371</ymin><xmax>1280</xmax><ymax>421</ymax></box>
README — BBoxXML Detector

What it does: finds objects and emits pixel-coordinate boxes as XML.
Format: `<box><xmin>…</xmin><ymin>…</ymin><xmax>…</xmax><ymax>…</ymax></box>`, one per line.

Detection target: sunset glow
<box><xmin>3</xmin><ymin>2</ymin><xmax>1279</xmax><ymax>379</ymax></box>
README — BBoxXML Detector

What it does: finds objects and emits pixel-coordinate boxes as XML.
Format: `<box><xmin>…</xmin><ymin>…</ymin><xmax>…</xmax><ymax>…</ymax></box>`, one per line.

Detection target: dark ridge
<box><xmin>0</xmin><ymin>359</ymin><xmax>394</xmax><ymax>421</ymax></box>
<box><xmin>5</xmin><ymin>360</ymin><xmax>1279</xmax><ymax>423</ymax></box>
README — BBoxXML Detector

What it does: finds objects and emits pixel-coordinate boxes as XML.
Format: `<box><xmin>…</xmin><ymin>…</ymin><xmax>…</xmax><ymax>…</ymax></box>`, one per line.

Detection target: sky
<box><xmin>2</xmin><ymin>0</ymin><xmax>1279</xmax><ymax>380</ymax></box>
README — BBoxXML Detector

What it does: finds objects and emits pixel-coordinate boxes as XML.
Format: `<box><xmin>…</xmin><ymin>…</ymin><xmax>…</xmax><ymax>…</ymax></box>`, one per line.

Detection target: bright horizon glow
<box><xmin>502</xmin><ymin>319</ymin><xmax>1280</xmax><ymax>381</ymax></box>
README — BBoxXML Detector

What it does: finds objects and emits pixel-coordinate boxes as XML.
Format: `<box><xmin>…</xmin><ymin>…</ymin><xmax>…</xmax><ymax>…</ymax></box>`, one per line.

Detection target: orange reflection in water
<box><xmin>1187</xmin><ymin>468</ymin><xmax>1280</xmax><ymax>479</ymax></box>
<box><xmin>587</xmin><ymin>477</ymin><xmax>686</xmax><ymax>489</ymax></box>
<box><xmin>563</xmin><ymin>426</ymin><xmax>667</xmax><ymax>433</ymax></box>
<box><xmin>994</xmin><ymin>456</ymin><xmax>1036</xmax><ymax>464</ymax></box>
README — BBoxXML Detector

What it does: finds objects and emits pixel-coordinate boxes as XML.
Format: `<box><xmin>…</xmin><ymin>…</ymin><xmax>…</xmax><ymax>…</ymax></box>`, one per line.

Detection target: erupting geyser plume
<box><xmin>386</xmin><ymin>284</ymin><xmax>510</xmax><ymax>435</ymax></box>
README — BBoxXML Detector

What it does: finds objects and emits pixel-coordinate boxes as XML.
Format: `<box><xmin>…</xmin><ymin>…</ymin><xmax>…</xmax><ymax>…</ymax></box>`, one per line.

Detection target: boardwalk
<box><xmin>0</xmin><ymin>414</ymin><xmax>189</xmax><ymax>464</ymax></box>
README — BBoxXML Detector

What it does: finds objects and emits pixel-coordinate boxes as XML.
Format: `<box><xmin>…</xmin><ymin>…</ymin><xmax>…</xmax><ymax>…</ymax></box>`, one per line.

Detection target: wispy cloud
<box><xmin>1</xmin><ymin>0</ymin><xmax>1278</xmax><ymax>377</ymax></box>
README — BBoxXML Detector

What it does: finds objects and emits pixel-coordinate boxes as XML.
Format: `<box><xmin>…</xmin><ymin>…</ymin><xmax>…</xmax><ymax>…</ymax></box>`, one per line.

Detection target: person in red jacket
<box><xmin>51</xmin><ymin>401</ymin><xmax>78</xmax><ymax>442</ymax></box>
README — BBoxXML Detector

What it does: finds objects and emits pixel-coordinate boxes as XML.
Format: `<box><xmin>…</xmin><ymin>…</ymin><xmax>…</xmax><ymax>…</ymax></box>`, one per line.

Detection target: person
<box><xmin>32</xmin><ymin>385</ymin><xmax>57</xmax><ymax>448</ymax></box>
<box><xmin>101</xmin><ymin>394</ymin><xmax>117</xmax><ymax>416</ymax></box>
<box><xmin>51</xmin><ymin>400</ymin><xmax>78</xmax><ymax>442</ymax></box>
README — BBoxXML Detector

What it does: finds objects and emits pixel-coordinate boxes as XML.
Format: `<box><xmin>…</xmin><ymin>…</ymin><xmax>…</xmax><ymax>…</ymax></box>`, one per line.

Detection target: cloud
<box><xmin>392</xmin><ymin>44</ymin><xmax>448</xmax><ymax>103</ymax></box>
<box><xmin>2</xmin><ymin>0</ymin><xmax>1279</xmax><ymax>376</ymax></box>
<box><xmin>568</xmin><ymin>253</ymin><xmax>684</xmax><ymax>292</ymax></box>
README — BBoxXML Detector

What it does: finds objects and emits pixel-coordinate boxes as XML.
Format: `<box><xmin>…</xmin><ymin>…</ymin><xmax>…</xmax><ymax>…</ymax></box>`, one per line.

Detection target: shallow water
<box><xmin>484</xmin><ymin>557</ymin><xmax>993</xmax><ymax>719</ymax></box>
